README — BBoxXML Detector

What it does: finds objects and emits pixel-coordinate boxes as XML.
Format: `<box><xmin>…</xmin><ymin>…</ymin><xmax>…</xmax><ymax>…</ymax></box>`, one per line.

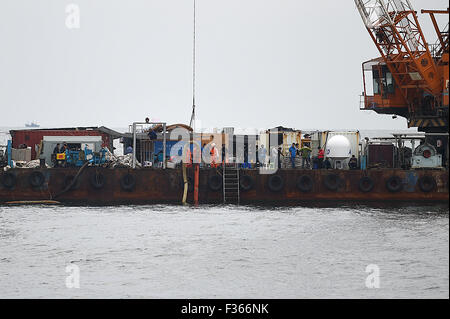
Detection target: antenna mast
<box><xmin>189</xmin><ymin>0</ymin><xmax>196</xmax><ymax>130</ymax></box>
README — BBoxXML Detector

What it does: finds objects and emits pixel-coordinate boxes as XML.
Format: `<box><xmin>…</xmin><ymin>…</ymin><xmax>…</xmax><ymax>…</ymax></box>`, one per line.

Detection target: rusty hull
<box><xmin>0</xmin><ymin>167</ymin><xmax>448</xmax><ymax>205</ymax></box>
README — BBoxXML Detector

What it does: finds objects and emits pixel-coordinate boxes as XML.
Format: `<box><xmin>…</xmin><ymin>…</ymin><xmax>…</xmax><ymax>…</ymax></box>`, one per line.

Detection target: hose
<box><xmin>182</xmin><ymin>163</ymin><xmax>188</xmax><ymax>205</ymax></box>
<box><xmin>54</xmin><ymin>161</ymin><xmax>89</xmax><ymax>198</ymax></box>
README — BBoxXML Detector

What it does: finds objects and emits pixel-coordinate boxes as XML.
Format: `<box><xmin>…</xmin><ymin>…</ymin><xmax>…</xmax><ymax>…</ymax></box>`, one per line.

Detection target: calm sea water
<box><xmin>1</xmin><ymin>128</ymin><xmax>448</xmax><ymax>298</ymax></box>
<box><xmin>0</xmin><ymin>204</ymin><xmax>448</xmax><ymax>298</ymax></box>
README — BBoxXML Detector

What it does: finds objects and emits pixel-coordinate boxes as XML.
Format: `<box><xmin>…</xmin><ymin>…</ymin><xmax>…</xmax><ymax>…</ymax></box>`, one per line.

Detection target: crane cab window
<box><xmin>372</xmin><ymin>66</ymin><xmax>394</xmax><ymax>96</ymax></box>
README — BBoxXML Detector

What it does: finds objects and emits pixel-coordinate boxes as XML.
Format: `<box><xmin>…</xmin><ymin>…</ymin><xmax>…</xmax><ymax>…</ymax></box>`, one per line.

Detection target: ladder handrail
<box><xmin>223</xmin><ymin>162</ymin><xmax>240</xmax><ymax>204</ymax></box>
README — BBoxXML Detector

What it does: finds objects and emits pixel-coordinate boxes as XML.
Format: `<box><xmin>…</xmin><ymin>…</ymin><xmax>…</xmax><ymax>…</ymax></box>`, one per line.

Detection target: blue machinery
<box><xmin>4</xmin><ymin>140</ymin><xmax>106</xmax><ymax>168</ymax></box>
<box><xmin>64</xmin><ymin>147</ymin><xmax>107</xmax><ymax>167</ymax></box>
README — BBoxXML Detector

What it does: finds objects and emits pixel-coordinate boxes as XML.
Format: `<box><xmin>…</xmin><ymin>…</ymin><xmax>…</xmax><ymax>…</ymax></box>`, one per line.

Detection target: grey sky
<box><xmin>0</xmin><ymin>0</ymin><xmax>447</xmax><ymax>131</ymax></box>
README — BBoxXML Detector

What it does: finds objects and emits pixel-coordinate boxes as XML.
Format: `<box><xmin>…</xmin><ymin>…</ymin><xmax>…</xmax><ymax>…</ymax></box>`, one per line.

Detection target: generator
<box><xmin>64</xmin><ymin>147</ymin><xmax>107</xmax><ymax>167</ymax></box>
<box><xmin>411</xmin><ymin>142</ymin><xmax>442</xmax><ymax>168</ymax></box>
<box><xmin>65</xmin><ymin>150</ymin><xmax>86</xmax><ymax>167</ymax></box>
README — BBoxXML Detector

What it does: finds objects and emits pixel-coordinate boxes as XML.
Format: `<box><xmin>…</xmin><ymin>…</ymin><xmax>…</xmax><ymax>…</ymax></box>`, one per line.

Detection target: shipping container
<box><xmin>260</xmin><ymin>129</ymin><xmax>302</xmax><ymax>157</ymax></box>
<box><xmin>9</xmin><ymin>127</ymin><xmax>122</xmax><ymax>160</ymax></box>
<box><xmin>321</xmin><ymin>131</ymin><xmax>361</xmax><ymax>159</ymax></box>
<box><xmin>367</xmin><ymin>143</ymin><xmax>395</xmax><ymax>168</ymax></box>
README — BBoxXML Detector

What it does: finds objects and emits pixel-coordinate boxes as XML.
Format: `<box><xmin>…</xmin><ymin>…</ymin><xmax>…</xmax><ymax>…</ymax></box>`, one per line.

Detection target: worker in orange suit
<box><xmin>184</xmin><ymin>146</ymin><xmax>192</xmax><ymax>167</ymax></box>
<box><xmin>210</xmin><ymin>143</ymin><xmax>218</xmax><ymax>168</ymax></box>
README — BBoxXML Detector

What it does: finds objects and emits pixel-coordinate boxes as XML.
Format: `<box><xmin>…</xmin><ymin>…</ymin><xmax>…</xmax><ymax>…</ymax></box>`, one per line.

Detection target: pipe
<box><xmin>6</xmin><ymin>200</ymin><xmax>60</xmax><ymax>205</ymax></box>
<box><xmin>7</xmin><ymin>140</ymin><xmax>12</xmax><ymax>167</ymax></box>
<box><xmin>194</xmin><ymin>163</ymin><xmax>199</xmax><ymax>206</ymax></box>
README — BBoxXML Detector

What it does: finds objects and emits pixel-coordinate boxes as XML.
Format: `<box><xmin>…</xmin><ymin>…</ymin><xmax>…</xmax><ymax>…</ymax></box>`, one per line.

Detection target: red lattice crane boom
<box><xmin>356</xmin><ymin>0</ymin><xmax>449</xmax><ymax>132</ymax></box>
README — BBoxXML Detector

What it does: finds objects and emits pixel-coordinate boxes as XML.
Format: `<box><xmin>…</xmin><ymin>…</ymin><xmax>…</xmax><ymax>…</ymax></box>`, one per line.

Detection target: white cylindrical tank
<box><xmin>326</xmin><ymin>135</ymin><xmax>352</xmax><ymax>160</ymax></box>
<box><xmin>321</xmin><ymin>131</ymin><xmax>360</xmax><ymax>159</ymax></box>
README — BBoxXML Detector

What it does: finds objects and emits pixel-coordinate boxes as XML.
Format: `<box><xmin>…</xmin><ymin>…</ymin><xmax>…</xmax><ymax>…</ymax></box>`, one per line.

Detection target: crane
<box><xmin>355</xmin><ymin>0</ymin><xmax>449</xmax><ymax>133</ymax></box>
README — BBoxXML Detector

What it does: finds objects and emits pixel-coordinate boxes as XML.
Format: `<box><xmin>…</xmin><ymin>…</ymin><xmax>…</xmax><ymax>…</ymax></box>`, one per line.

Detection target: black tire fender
<box><xmin>90</xmin><ymin>172</ymin><xmax>106</xmax><ymax>189</ymax></box>
<box><xmin>267</xmin><ymin>175</ymin><xmax>284</xmax><ymax>192</ymax></box>
<box><xmin>418</xmin><ymin>176</ymin><xmax>436</xmax><ymax>193</ymax></box>
<box><xmin>120</xmin><ymin>174</ymin><xmax>136</xmax><ymax>191</ymax></box>
<box><xmin>385</xmin><ymin>176</ymin><xmax>403</xmax><ymax>193</ymax></box>
<box><xmin>29</xmin><ymin>171</ymin><xmax>45</xmax><ymax>188</ymax></box>
<box><xmin>296</xmin><ymin>175</ymin><xmax>313</xmax><ymax>192</ymax></box>
<box><xmin>358</xmin><ymin>176</ymin><xmax>374</xmax><ymax>193</ymax></box>
<box><xmin>240</xmin><ymin>175</ymin><xmax>254</xmax><ymax>191</ymax></box>
<box><xmin>1</xmin><ymin>172</ymin><xmax>16</xmax><ymax>189</ymax></box>
<box><xmin>324</xmin><ymin>174</ymin><xmax>340</xmax><ymax>191</ymax></box>
<box><xmin>208</xmin><ymin>175</ymin><xmax>222</xmax><ymax>191</ymax></box>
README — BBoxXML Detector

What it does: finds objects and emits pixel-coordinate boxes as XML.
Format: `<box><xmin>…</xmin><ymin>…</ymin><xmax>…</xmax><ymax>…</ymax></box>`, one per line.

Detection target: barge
<box><xmin>1</xmin><ymin>124</ymin><xmax>449</xmax><ymax>205</ymax></box>
<box><xmin>1</xmin><ymin>1</ymin><xmax>448</xmax><ymax>206</ymax></box>
<box><xmin>0</xmin><ymin>166</ymin><xmax>448</xmax><ymax>205</ymax></box>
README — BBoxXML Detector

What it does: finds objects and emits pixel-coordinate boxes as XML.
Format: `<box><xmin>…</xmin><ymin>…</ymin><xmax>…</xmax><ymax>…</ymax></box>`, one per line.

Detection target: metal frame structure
<box><xmin>132</xmin><ymin>122</ymin><xmax>167</xmax><ymax>169</ymax></box>
<box><xmin>370</xmin><ymin>132</ymin><xmax>449</xmax><ymax>168</ymax></box>
<box><xmin>421</xmin><ymin>9</ymin><xmax>449</xmax><ymax>57</ymax></box>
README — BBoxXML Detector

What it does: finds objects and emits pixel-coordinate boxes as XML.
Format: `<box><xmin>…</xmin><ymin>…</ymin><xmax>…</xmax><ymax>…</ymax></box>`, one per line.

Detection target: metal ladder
<box><xmin>223</xmin><ymin>162</ymin><xmax>240</xmax><ymax>204</ymax></box>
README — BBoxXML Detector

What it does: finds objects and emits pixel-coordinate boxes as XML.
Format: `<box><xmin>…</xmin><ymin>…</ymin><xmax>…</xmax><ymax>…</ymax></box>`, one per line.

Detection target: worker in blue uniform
<box><xmin>289</xmin><ymin>143</ymin><xmax>297</xmax><ymax>168</ymax></box>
